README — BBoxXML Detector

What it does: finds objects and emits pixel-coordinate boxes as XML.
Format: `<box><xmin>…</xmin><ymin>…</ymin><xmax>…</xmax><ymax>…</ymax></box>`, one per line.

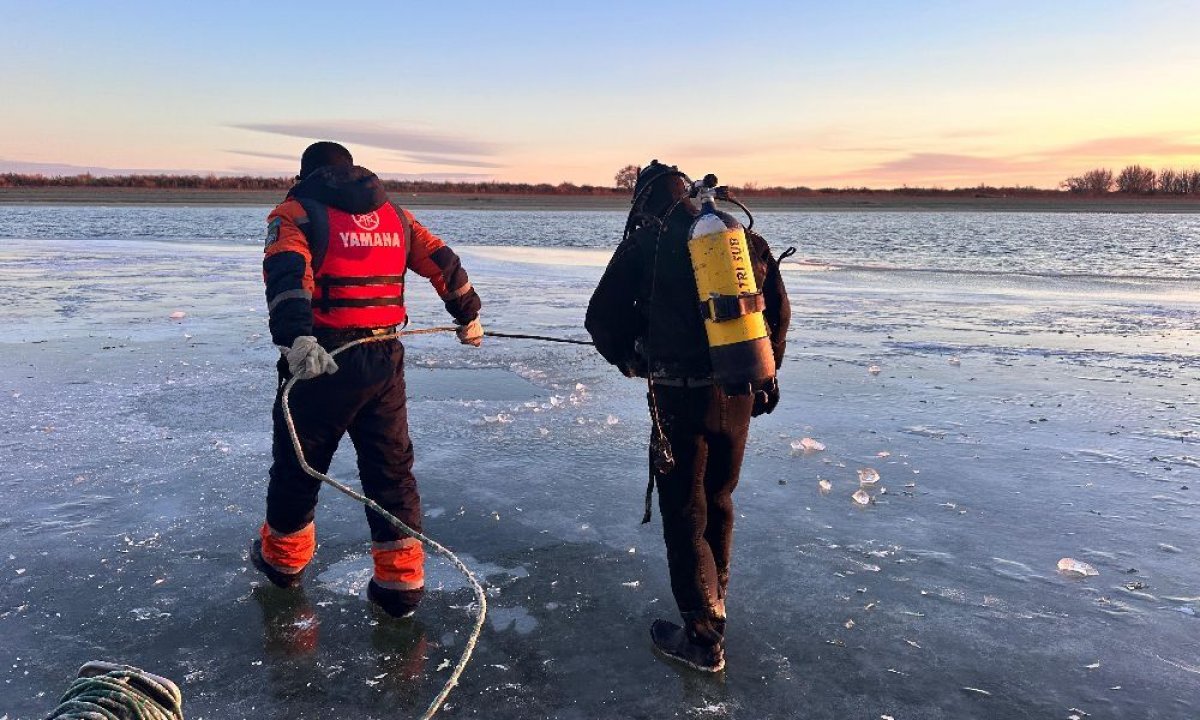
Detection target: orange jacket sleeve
<box><xmin>403</xmin><ymin>208</ymin><xmax>481</xmax><ymax>324</ymax></box>
<box><xmin>263</xmin><ymin>199</ymin><xmax>315</xmax><ymax>346</ymax></box>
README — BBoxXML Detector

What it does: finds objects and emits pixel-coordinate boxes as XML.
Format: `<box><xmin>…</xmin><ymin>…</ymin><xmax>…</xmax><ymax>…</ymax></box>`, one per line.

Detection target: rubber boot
<box><xmin>650</xmin><ymin>615</ymin><xmax>725</xmax><ymax>673</ymax></box>
<box><xmin>250</xmin><ymin>538</ymin><xmax>305</xmax><ymax>589</ymax></box>
<box><xmin>368</xmin><ymin>578</ymin><xmax>424</xmax><ymax>619</ymax></box>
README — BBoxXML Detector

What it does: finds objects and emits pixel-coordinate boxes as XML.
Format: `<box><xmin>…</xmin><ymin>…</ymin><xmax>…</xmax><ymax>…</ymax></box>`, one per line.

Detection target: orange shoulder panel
<box><xmin>404</xmin><ymin>209</ymin><xmax>450</xmax><ymax>293</ymax></box>
<box><xmin>264</xmin><ymin>199</ymin><xmax>315</xmax><ymax>294</ymax></box>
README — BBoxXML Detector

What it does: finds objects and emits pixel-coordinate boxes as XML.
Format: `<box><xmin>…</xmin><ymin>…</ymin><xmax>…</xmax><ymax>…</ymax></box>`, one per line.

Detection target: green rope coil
<box><xmin>47</xmin><ymin>661</ymin><xmax>183</xmax><ymax>720</ymax></box>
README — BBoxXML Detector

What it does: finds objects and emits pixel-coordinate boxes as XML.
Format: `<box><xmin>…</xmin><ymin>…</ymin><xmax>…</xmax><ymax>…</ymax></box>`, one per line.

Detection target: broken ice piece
<box><xmin>818</xmin><ymin>478</ymin><xmax>832</xmax><ymax>493</ymax></box>
<box><xmin>169</xmin><ymin>311</ymin><xmax>187</xmax><ymax>320</ymax></box>
<box><xmin>867</xmin><ymin>364</ymin><xmax>882</xmax><ymax>375</ymax></box>
<box><xmin>876</xmin><ymin>451</ymin><xmax>891</xmax><ymax>458</ymax></box>
<box><xmin>857</xmin><ymin>468</ymin><xmax>880</xmax><ymax>486</ymax></box>
<box><xmin>948</xmin><ymin>356</ymin><xmax>961</xmax><ymax>365</ymax></box>
<box><xmin>791</xmin><ymin>437</ymin><xmax>825</xmax><ymax>453</ymax></box>
<box><xmin>962</xmin><ymin>687</ymin><xmax>992</xmax><ymax>697</ymax></box>
<box><xmin>1057</xmin><ymin>558</ymin><xmax>1099</xmax><ymax>577</ymax></box>
<box><xmin>844</xmin><ymin>619</ymin><xmax>855</xmax><ymax>629</ymax></box>
<box><xmin>1084</xmin><ymin>662</ymin><xmax>1101</xmax><ymax>669</ymax></box>
<box><xmin>851</xmin><ymin>489</ymin><xmax>871</xmax><ymax>506</ymax></box>
<box><xmin>621</xmin><ymin>581</ymin><xmax>640</xmax><ymax>588</ymax></box>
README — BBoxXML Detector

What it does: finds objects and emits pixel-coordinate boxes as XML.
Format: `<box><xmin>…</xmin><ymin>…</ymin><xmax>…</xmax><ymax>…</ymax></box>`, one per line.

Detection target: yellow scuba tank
<box><xmin>687</xmin><ymin>174</ymin><xmax>774</xmax><ymax>391</ymax></box>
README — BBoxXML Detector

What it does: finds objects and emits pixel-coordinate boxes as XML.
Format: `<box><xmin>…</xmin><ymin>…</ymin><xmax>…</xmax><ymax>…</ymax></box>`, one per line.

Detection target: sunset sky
<box><xmin>2</xmin><ymin>1</ymin><xmax>1198</xmax><ymax>188</ymax></box>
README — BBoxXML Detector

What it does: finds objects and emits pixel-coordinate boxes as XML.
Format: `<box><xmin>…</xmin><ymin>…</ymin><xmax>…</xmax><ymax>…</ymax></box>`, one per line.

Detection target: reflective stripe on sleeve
<box><xmin>268</xmin><ymin>288</ymin><xmax>313</xmax><ymax>311</ymax></box>
<box><xmin>441</xmin><ymin>281</ymin><xmax>474</xmax><ymax>301</ymax></box>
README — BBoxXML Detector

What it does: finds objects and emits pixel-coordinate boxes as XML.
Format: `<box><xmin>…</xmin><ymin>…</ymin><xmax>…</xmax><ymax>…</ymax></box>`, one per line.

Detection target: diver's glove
<box><xmin>456</xmin><ymin>317</ymin><xmax>484</xmax><ymax>347</ymax></box>
<box><xmin>286</xmin><ymin>336</ymin><xmax>338</xmax><ymax>380</ymax></box>
<box><xmin>751</xmin><ymin>376</ymin><xmax>780</xmax><ymax>417</ymax></box>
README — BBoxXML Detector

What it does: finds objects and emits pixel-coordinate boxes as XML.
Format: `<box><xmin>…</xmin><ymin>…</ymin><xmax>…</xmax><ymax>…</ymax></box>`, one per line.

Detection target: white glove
<box><xmin>286</xmin><ymin>336</ymin><xmax>338</xmax><ymax>379</ymax></box>
<box><xmin>456</xmin><ymin>318</ymin><xmax>483</xmax><ymax>347</ymax></box>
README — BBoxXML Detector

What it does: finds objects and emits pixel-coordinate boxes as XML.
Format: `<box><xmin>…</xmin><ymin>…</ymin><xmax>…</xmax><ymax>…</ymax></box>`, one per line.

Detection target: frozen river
<box><xmin>1</xmin><ymin>208</ymin><xmax>1198</xmax><ymax>719</ymax></box>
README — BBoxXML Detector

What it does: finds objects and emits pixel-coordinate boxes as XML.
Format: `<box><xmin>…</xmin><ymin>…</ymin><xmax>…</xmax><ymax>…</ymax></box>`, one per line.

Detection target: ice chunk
<box><xmin>852</xmin><ymin>489</ymin><xmax>871</xmax><ymax>505</ymax></box>
<box><xmin>791</xmin><ymin>437</ymin><xmax>825</xmax><ymax>453</ymax></box>
<box><xmin>876</xmin><ymin>451</ymin><xmax>891</xmax><ymax>458</ymax></box>
<box><xmin>169</xmin><ymin>311</ymin><xmax>186</xmax><ymax>320</ymax></box>
<box><xmin>867</xmin><ymin>364</ymin><xmax>882</xmax><ymax>375</ymax></box>
<box><xmin>606</xmin><ymin>415</ymin><xmax>619</xmax><ymax>425</ymax></box>
<box><xmin>1057</xmin><ymin>558</ymin><xmax>1099</xmax><ymax>577</ymax></box>
<box><xmin>948</xmin><ymin>356</ymin><xmax>961</xmax><ymax>365</ymax></box>
<box><xmin>858</xmin><ymin>468</ymin><xmax>881</xmax><ymax>486</ymax></box>
<box><xmin>818</xmin><ymin>479</ymin><xmax>832</xmax><ymax>493</ymax></box>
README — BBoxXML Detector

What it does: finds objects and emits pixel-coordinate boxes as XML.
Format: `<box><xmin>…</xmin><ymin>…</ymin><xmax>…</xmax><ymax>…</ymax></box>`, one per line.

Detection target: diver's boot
<box><xmin>712</xmin><ymin>598</ymin><xmax>727</xmax><ymax>641</ymax></box>
<box><xmin>650</xmin><ymin>619</ymin><xmax>725</xmax><ymax>673</ymax></box>
<box><xmin>368</xmin><ymin>579</ymin><xmax>423</xmax><ymax>619</ymax></box>
<box><xmin>250</xmin><ymin>538</ymin><xmax>304</xmax><ymax>589</ymax></box>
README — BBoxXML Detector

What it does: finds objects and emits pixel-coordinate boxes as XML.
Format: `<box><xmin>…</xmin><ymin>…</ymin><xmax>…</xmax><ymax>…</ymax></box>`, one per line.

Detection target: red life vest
<box><xmin>312</xmin><ymin>203</ymin><xmax>408</xmax><ymax>329</ymax></box>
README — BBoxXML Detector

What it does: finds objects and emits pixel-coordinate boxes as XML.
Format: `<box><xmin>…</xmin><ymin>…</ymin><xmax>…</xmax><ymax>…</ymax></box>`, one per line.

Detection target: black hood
<box><xmin>288</xmin><ymin>165</ymin><xmax>389</xmax><ymax>215</ymax></box>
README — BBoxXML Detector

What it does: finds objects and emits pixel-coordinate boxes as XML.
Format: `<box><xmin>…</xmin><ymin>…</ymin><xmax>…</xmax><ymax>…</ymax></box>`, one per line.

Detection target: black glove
<box><xmin>751</xmin><ymin>377</ymin><xmax>779</xmax><ymax>417</ymax></box>
<box><xmin>618</xmin><ymin>352</ymin><xmax>646</xmax><ymax>378</ymax></box>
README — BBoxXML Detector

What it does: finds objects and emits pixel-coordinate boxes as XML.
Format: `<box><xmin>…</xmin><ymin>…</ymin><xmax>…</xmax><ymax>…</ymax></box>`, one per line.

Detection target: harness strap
<box><xmin>317</xmin><ymin>274</ymin><xmax>405</xmax><ymax>287</ymax></box>
<box><xmin>320</xmin><ymin>296</ymin><xmax>406</xmax><ymax>308</ymax></box>
<box><xmin>700</xmin><ymin>292</ymin><xmax>766</xmax><ymax>322</ymax></box>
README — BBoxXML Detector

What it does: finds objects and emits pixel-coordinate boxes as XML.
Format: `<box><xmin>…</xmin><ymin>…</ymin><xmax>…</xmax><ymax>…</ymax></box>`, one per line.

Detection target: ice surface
<box><xmin>2</xmin><ymin>211</ymin><xmax>1199</xmax><ymax>719</ymax></box>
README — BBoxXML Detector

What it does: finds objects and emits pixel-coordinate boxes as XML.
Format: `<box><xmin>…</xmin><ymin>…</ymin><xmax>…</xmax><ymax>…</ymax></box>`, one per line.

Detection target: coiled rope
<box><xmin>45</xmin><ymin>327</ymin><xmax>587</xmax><ymax>720</ymax></box>
<box><xmin>47</xmin><ymin>661</ymin><xmax>183</xmax><ymax>720</ymax></box>
<box><xmin>280</xmin><ymin>326</ymin><xmax>485</xmax><ymax>720</ymax></box>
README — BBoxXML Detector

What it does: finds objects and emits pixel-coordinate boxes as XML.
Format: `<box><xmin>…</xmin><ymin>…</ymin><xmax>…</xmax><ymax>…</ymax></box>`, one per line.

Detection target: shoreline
<box><xmin>3</xmin><ymin>187</ymin><xmax>1200</xmax><ymax>212</ymax></box>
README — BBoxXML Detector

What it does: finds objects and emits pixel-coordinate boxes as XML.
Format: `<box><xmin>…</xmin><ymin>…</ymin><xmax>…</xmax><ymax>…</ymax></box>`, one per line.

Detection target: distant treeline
<box><xmin>0</xmin><ymin>173</ymin><xmax>626</xmax><ymax>195</ymax></box>
<box><xmin>1063</xmin><ymin>165</ymin><xmax>1200</xmax><ymax>195</ymax></box>
<box><xmin>3</xmin><ymin>171</ymin><xmax>1200</xmax><ymax>197</ymax></box>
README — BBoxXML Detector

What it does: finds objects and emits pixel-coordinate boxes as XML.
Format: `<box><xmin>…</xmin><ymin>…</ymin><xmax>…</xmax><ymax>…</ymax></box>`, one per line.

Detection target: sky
<box><xmin>2</xmin><ymin>0</ymin><xmax>1198</xmax><ymax>188</ymax></box>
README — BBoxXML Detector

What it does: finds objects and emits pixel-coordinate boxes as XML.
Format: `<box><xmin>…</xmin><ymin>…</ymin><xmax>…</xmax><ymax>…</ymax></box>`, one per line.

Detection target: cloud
<box><xmin>231</xmin><ymin>120</ymin><xmax>501</xmax><ymax>159</ymax></box>
<box><xmin>824</xmin><ymin>146</ymin><xmax>908</xmax><ymax>154</ymax></box>
<box><xmin>1043</xmin><ymin>135</ymin><xmax>1200</xmax><ymax>158</ymax></box>
<box><xmin>378</xmin><ymin>171</ymin><xmax>497</xmax><ymax>181</ymax></box>
<box><xmin>226</xmin><ymin>149</ymin><xmax>298</xmax><ymax>163</ymax></box>
<box><xmin>817</xmin><ymin>133</ymin><xmax>1200</xmax><ymax>186</ymax></box>
<box><xmin>0</xmin><ymin>159</ymin><xmax>231</xmax><ymax>176</ymax></box>
<box><xmin>398</xmin><ymin>152</ymin><xmax>505</xmax><ymax>169</ymax></box>
<box><xmin>820</xmin><ymin>153</ymin><xmax>1036</xmax><ymax>183</ymax></box>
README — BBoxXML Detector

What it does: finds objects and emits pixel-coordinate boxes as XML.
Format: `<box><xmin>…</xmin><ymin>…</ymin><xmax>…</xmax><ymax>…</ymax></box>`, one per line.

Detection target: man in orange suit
<box><xmin>250</xmin><ymin>142</ymin><xmax>483</xmax><ymax>618</ymax></box>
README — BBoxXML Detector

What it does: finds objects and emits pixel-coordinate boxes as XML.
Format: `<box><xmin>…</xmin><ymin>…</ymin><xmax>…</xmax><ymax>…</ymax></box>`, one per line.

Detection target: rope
<box><xmin>45</xmin><ymin>327</ymin><xmax>586</xmax><ymax>720</ymax></box>
<box><xmin>484</xmin><ymin>330</ymin><xmax>592</xmax><ymax>346</ymax></box>
<box><xmin>280</xmin><ymin>326</ymin><xmax>484</xmax><ymax>720</ymax></box>
<box><xmin>48</xmin><ymin>662</ymin><xmax>183</xmax><ymax>720</ymax></box>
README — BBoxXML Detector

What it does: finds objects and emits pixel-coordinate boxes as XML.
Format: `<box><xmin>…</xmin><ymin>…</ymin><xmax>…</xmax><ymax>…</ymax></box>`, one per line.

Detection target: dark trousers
<box><xmin>267</xmin><ymin>340</ymin><xmax>421</xmax><ymax>543</ymax></box>
<box><xmin>652</xmin><ymin>384</ymin><xmax>753</xmax><ymax>646</ymax></box>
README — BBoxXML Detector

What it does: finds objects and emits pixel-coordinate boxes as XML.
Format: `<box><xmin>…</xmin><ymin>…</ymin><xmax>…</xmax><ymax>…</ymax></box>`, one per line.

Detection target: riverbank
<box><xmin>4</xmin><ymin>187</ymin><xmax>1200</xmax><ymax>212</ymax></box>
